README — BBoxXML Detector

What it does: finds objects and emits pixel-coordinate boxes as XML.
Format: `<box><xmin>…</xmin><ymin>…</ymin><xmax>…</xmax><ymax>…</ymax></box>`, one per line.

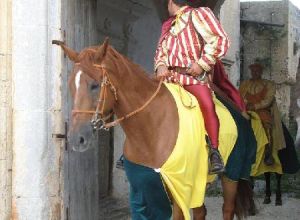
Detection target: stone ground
<box><xmin>100</xmin><ymin>195</ymin><xmax>300</xmax><ymax>220</ymax></box>
<box><xmin>99</xmin><ymin>197</ymin><xmax>130</xmax><ymax>220</ymax></box>
<box><xmin>100</xmin><ymin>151</ymin><xmax>300</xmax><ymax>219</ymax></box>
<box><xmin>205</xmin><ymin>196</ymin><xmax>300</xmax><ymax>220</ymax></box>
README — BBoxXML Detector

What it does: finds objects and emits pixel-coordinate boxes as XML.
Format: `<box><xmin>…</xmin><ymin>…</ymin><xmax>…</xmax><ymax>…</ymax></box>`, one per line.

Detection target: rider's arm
<box><xmin>154</xmin><ymin>38</ymin><xmax>168</xmax><ymax>72</ymax></box>
<box><xmin>191</xmin><ymin>7</ymin><xmax>230</xmax><ymax>72</ymax></box>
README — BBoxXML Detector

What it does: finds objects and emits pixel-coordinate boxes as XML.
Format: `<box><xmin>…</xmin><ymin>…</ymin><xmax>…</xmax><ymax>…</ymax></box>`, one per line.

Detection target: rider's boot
<box><xmin>206</xmin><ymin>135</ymin><xmax>225</xmax><ymax>175</ymax></box>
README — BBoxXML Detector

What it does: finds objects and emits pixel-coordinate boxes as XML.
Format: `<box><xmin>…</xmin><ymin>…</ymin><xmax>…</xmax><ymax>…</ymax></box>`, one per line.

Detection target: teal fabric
<box><xmin>217</xmin><ymin>96</ymin><xmax>257</xmax><ymax>181</ymax></box>
<box><xmin>278</xmin><ymin>123</ymin><xmax>300</xmax><ymax>174</ymax></box>
<box><xmin>123</xmin><ymin>157</ymin><xmax>172</xmax><ymax>220</ymax></box>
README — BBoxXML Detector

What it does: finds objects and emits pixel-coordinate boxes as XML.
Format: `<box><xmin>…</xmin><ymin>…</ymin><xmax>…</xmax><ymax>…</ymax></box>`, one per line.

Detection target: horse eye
<box><xmin>90</xmin><ymin>83</ymin><xmax>99</xmax><ymax>90</ymax></box>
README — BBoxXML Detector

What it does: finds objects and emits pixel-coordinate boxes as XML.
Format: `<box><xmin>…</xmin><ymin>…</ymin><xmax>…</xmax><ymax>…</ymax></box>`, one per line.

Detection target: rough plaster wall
<box><xmin>0</xmin><ymin>1</ymin><xmax>12</xmax><ymax>219</ymax></box>
<box><xmin>127</xmin><ymin>3</ymin><xmax>162</xmax><ymax>73</ymax></box>
<box><xmin>240</xmin><ymin>0</ymin><xmax>292</xmax><ymax>123</ymax></box>
<box><xmin>289</xmin><ymin>2</ymin><xmax>300</xmax><ymax>144</ymax></box>
<box><xmin>287</xmin><ymin>1</ymin><xmax>300</xmax><ymax>79</ymax></box>
<box><xmin>11</xmin><ymin>0</ymin><xmax>63</xmax><ymax>219</ymax></box>
<box><xmin>292</xmin><ymin>63</ymin><xmax>300</xmax><ymax>146</ymax></box>
<box><xmin>219</xmin><ymin>0</ymin><xmax>241</xmax><ymax>86</ymax></box>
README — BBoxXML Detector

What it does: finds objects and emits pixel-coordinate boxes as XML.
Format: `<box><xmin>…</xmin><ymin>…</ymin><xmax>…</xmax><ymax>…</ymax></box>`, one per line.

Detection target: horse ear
<box><xmin>95</xmin><ymin>37</ymin><xmax>110</xmax><ymax>62</ymax></box>
<box><xmin>52</xmin><ymin>40</ymin><xmax>79</xmax><ymax>62</ymax></box>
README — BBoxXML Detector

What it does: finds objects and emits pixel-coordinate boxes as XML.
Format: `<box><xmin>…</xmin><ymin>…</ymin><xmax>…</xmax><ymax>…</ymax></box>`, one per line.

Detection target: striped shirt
<box><xmin>154</xmin><ymin>6</ymin><xmax>230</xmax><ymax>85</ymax></box>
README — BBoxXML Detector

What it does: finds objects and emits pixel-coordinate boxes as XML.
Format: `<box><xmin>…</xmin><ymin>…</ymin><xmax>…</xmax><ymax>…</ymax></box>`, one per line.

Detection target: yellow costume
<box><xmin>249</xmin><ymin>111</ymin><xmax>282</xmax><ymax>176</ymax></box>
<box><xmin>240</xmin><ymin>78</ymin><xmax>285</xmax><ymax>176</ymax></box>
<box><xmin>240</xmin><ymin>79</ymin><xmax>285</xmax><ymax>152</ymax></box>
<box><xmin>160</xmin><ymin>83</ymin><xmax>237</xmax><ymax>219</ymax></box>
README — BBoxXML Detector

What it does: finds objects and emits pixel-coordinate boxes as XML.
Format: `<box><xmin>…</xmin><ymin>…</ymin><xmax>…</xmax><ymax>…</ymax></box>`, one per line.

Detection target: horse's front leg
<box><xmin>275</xmin><ymin>173</ymin><xmax>282</xmax><ymax>206</ymax></box>
<box><xmin>263</xmin><ymin>172</ymin><xmax>271</xmax><ymax>204</ymax></box>
<box><xmin>221</xmin><ymin>176</ymin><xmax>238</xmax><ymax>220</ymax></box>
<box><xmin>192</xmin><ymin>205</ymin><xmax>206</xmax><ymax>220</ymax></box>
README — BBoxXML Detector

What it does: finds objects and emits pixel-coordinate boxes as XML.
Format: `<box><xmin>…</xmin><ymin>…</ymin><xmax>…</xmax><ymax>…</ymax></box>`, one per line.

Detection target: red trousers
<box><xmin>184</xmin><ymin>83</ymin><xmax>219</xmax><ymax>148</ymax></box>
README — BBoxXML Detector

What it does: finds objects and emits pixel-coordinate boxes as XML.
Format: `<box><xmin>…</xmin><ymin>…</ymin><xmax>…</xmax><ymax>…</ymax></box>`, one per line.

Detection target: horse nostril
<box><xmin>79</xmin><ymin>136</ymin><xmax>85</xmax><ymax>144</ymax></box>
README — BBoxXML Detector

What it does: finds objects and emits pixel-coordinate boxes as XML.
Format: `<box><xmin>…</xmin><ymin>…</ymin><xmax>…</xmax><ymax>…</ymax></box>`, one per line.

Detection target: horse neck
<box><xmin>111</xmin><ymin>56</ymin><xmax>161</xmax><ymax>138</ymax></box>
<box><xmin>108</xmin><ymin>52</ymin><xmax>178</xmax><ymax>167</ymax></box>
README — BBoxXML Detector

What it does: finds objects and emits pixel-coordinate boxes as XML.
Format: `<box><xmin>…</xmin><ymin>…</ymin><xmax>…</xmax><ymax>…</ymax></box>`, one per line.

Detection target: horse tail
<box><xmin>234</xmin><ymin>179</ymin><xmax>255</xmax><ymax>219</ymax></box>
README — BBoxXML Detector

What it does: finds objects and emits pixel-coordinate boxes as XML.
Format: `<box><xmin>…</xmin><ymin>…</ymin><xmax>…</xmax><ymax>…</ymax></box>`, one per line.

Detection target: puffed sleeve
<box><xmin>191</xmin><ymin>7</ymin><xmax>230</xmax><ymax>71</ymax></box>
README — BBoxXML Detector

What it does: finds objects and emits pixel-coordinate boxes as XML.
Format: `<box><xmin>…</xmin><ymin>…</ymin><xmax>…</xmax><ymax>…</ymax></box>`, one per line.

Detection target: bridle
<box><xmin>72</xmin><ymin>62</ymin><xmax>163</xmax><ymax>131</ymax></box>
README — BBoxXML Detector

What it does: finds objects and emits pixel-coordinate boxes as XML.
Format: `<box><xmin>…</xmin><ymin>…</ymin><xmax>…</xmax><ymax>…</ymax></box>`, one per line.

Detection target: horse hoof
<box><xmin>275</xmin><ymin>199</ymin><xmax>282</xmax><ymax>206</ymax></box>
<box><xmin>263</xmin><ymin>197</ymin><xmax>271</xmax><ymax>204</ymax></box>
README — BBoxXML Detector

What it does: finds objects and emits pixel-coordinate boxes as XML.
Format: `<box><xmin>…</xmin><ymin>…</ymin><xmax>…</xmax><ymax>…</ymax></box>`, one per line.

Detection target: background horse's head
<box><xmin>53</xmin><ymin>38</ymin><xmax>117</xmax><ymax>152</ymax></box>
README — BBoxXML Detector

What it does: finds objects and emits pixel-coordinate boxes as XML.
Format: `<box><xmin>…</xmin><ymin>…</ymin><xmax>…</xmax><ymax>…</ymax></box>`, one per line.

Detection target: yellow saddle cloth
<box><xmin>159</xmin><ymin>83</ymin><xmax>237</xmax><ymax>220</ymax></box>
<box><xmin>249</xmin><ymin>111</ymin><xmax>283</xmax><ymax>176</ymax></box>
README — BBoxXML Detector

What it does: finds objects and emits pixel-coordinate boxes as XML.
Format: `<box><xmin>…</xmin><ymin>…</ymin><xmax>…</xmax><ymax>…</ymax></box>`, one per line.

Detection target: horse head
<box><xmin>53</xmin><ymin>38</ymin><xmax>118</xmax><ymax>152</ymax></box>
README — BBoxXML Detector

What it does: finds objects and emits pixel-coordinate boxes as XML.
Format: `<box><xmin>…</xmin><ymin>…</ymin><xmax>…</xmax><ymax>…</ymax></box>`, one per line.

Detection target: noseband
<box><xmin>72</xmin><ymin>63</ymin><xmax>163</xmax><ymax>131</ymax></box>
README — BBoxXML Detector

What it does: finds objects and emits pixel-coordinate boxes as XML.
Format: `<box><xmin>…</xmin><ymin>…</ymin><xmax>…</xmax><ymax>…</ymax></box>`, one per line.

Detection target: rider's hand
<box><xmin>156</xmin><ymin>65</ymin><xmax>171</xmax><ymax>80</ymax></box>
<box><xmin>246</xmin><ymin>103</ymin><xmax>255</xmax><ymax>111</ymax></box>
<box><xmin>187</xmin><ymin>62</ymin><xmax>204</xmax><ymax>77</ymax></box>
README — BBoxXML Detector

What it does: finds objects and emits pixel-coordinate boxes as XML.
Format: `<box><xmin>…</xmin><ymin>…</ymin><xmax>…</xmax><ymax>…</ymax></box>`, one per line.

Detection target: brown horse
<box><xmin>53</xmin><ymin>38</ymin><xmax>253</xmax><ymax>220</ymax></box>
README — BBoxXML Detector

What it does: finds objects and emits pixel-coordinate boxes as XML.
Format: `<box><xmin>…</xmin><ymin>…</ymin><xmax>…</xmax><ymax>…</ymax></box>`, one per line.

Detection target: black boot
<box><xmin>206</xmin><ymin>135</ymin><xmax>225</xmax><ymax>174</ymax></box>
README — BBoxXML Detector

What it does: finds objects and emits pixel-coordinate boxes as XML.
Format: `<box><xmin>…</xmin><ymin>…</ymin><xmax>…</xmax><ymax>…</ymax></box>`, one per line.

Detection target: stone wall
<box><xmin>0</xmin><ymin>1</ymin><xmax>12</xmax><ymax>219</ymax></box>
<box><xmin>219</xmin><ymin>0</ymin><xmax>241</xmax><ymax>86</ymax></box>
<box><xmin>289</xmin><ymin>2</ymin><xmax>300</xmax><ymax>144</ymax></box>
<box><xmin>11</xmin><ymin>0</ymin><xmax>64</xmax><ymax>219</ymax></box>
<box><xmin>240</xmin><ymin>0</ymin><xmax>300</xmax><ymax>124</ymax></box>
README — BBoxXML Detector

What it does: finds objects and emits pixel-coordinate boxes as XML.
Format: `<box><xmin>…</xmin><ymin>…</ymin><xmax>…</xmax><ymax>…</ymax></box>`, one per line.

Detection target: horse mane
<box><xmin>78</xmin><ymin>45</ymin><xmax>153</xmax><ymax>83</ymax></box>
<box><xmin>108</xmin><ymin>46</ymin><xmax>153</xmax><ymax>79</ymax></box>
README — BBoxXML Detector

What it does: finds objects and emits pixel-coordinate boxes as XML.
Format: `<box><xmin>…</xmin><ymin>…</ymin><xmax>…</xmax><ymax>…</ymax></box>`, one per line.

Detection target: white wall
<box><xmin>220</xmin><ymin>0</ymin><xmax>241</xmax><ymax>86</ymax></box>
<box><xmin>12</xmin><ymin>0</ymin><xmax>64</xmax><ymax>218</ymax></box>
<box><xmin>0</xmin><ymin>1</ymin><xmax>12</xmax><ymax>219</ymax></box>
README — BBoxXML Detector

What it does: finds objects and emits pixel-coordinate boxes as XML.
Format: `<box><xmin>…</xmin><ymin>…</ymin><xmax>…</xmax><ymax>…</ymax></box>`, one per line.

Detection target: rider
<box><xmin>155</xmin><ymin>0</ymin><xmax>230</xmax><ymax>174</ymax></box>
<box><xmin>239</xmin><ymin>63</ymin><xmax>283</xmax><ymax>166</ymax></box>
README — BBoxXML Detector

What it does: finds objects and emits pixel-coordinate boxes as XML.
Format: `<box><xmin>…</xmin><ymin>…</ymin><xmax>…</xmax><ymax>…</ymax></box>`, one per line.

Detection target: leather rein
<box><xmin>72</xmin><ymin>63</ymin><xmax>163</xmax><ymax>131</ymax></box>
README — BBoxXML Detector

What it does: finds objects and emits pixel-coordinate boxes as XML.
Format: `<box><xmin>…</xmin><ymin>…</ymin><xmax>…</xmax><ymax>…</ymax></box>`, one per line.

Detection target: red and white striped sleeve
<box><xmin>154</xmin><ymin>38</ymin><xmax>168</xmax><ymax>71</ymax></box>
<box><xmin>191</xmin><ymin>7</ymin><xmax>230</xmax><ymax>71</ymax></box>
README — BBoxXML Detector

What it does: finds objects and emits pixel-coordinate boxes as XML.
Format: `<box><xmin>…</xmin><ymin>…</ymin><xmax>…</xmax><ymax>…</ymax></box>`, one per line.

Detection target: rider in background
<box><xmin>239</xmin><ymin>63</ymin><xmax>285</xmax><ymax>165</ymax></box>
<box><xmin>154</xmin><ymin>0</ymin><xmax>230</xmax><ymax>174</ymax></box>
